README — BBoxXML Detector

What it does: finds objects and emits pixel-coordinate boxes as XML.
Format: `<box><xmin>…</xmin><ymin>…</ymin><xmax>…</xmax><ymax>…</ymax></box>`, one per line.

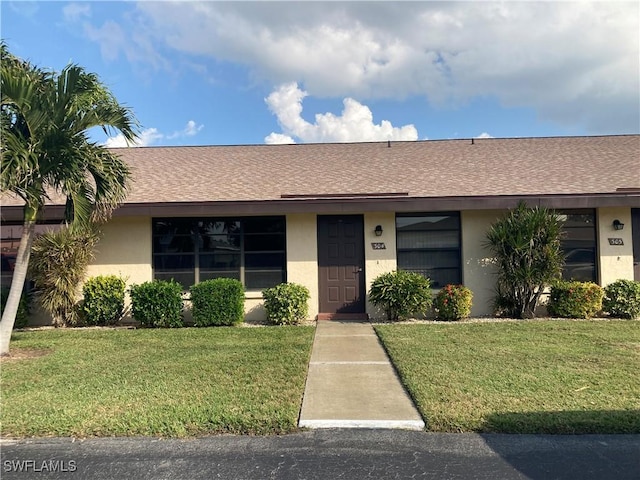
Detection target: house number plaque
<box><xmin>608</xmin><ymin>238</ymin><xmax>624</xmax><ymax>246</ymax></box>
<box><xmin>371</xmin><ymin>242</ymin><xmax>386</xmax><ymax>250</ymax></box>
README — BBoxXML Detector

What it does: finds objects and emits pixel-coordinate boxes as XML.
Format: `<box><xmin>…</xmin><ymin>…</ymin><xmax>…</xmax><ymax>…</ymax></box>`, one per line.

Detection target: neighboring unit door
<box><xmin>317</xmin><ymin>215</ymin><xmax>366</xmax><ymax>314</ymax></box>
<box><xmin>633</xmin><ymin>209</ymin><xmax>640</xmax><ymax>281</ymax></box>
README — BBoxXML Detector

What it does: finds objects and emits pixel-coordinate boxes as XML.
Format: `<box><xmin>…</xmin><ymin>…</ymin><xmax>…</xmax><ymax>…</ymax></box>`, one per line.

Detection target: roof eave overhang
<box><xmin>112</xmin><ymin>192</ymin><xmax>640</xmax><ymax>216</ymax></box>
<box><xmin>2</xmin><ymin>192</ymin><xmax>639</xmax><ymax>222</ymax></box>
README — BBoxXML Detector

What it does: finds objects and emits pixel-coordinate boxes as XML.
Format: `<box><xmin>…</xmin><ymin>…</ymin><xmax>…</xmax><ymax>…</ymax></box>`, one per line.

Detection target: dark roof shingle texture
<box><xmin>122</xmin><ymin>135</ymin><xmax>639</xmax><ymax>203</ymax></box>
<box><xmin>2</xmin><ymin>135</ymin><xmax>639</xmax><ymax>207</ymax></box>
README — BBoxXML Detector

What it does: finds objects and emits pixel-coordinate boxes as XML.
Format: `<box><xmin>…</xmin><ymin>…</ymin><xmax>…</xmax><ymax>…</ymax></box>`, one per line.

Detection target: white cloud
<box><xmin>129</xmin><ymin>1</ymin><xmax>638</xmax><ymax>134</ymax></box>
<box><xmin>265</xmin><ymin>83</ymin><xmax>418</xmax><ymax>144</ymax></box>
<box><xmin>62</xmin><ymin>3</ymin><xmax>90</xmax><ymax>22</ymax></box>
<box><xmin>476</xmin><ymin>132</ymin><xmax>494</xmax><ymax>139</ymax></box>
<box><xmin>78</xmin><ymin>14</ymin><xmax>169</xmax><ymax>72</ymax></box>
<box><xmin>103</xmin><ymin>135</ymin><xmax>129</xmax><ymax>148</ymax></box>
<box><xmin>104</xmin><ymin>127</ymin><xmax>163</xmax><ymax>148</ymax></box>
<box><xmin>9</xmin><ymin>1</ymin><xmax>38</xmax><ymax>17</ymax></box>
<box><xmin>104</xmin><ymin>120</ymin><xmax>204</xmax><ymax>147</ymax></box>
<box><xmin>83</xmin><ymin>20</ymin><xmax>125</xmax><ymax>63</ymax></box>
<box><xmin>265</xmin><ymin>133</ymin><xmax>295</xmax><ymax>145</ymax></box>
<box><xmin>183</xmin><ymin>120</ymin><xmax>203</xmax><ymax>136</ymax></box>
<box><xmin>167</xmin><ymin>120</ymin><xmax>204</xmax><ymax>139</ymax></box>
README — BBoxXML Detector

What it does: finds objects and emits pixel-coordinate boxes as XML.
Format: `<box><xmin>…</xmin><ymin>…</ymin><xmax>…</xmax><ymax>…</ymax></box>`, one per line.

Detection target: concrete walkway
<box><xmin>298</xmin><ymin>320</ymin><xmax>425</xmax><ymax>430</ymax></box>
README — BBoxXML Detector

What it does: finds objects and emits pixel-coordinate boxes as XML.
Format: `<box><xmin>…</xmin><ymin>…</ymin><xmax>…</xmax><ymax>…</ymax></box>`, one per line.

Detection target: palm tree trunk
<box><xmin>0</xmin><ymin>211</ymin><xmax>36</xmax><ymax>356</ymax></box>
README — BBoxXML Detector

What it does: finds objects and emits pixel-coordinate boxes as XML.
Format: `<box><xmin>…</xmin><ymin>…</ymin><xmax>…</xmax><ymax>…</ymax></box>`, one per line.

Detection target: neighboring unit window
<box><xmin>1</xmin><ymin>222</ymin><xmax>63</xmax><ymax>288</ymax></box>
<box><xmin>152</xmin><ymin>217</ymin><xmax>286</xmax><ymax>290</ymax></box>
<box><xmin>558</xmin><ymin>209</ymin><xmax>597</xmax><ymax>282</ymax></box>
<box><xmin>396</xmin><ymin>213</ymin><xmax>461</xmax><ymax>288</ymax></box>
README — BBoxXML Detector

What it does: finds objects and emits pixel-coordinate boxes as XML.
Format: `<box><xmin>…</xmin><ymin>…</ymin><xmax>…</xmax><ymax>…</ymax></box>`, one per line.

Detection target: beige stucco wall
<box><xmin>597</xmin><ymin>207</ymin><xmax>634</xmax><ymax>286</ymax></box>
<box><xmin>244</xmin><ymin>293</ymin><xmax>267</xmax><ymax>322</ymax></box>
<box><xmin>22</xmin><ymin>216</ymin><xmax>153</xmax><ymax>325</ymax></box>
<box><xmin>86</xmin><ymin>216</ymin><xmax>153</xmax><ymax>288</ymax></box>
<box><xmin>27</xmin><ymin>206</ymin><xmax>636</xmax><ymax>326</ymax></box>
<box><xmin>364</xmin><ymin>212</ymin><xmax>397</xmax><ymax>320</ymax></box>
<box><xmin>461</xmin><ymin>210</ymin><xmax>502</xmax><ymax>317</ymax></box>
<box><xmin>284</xmin><ymin>213</ymin><xmax>319</xmax><ymax>319</ymax></box>
<box><xmin>83</xmin><ymin>216</ymin><xmax>153</xmax><ymax>322</ymax></box>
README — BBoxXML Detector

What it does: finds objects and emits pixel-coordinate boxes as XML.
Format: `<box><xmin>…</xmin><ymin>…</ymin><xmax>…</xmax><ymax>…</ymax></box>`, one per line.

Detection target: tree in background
<box><xmin>485</xmin><ymin>203</ymin><xmax>564</xmax><ymax>319</ymax></box>
<box><xmin>0</xmin><ymin>42</ymin><xmax>138</xmax><ymax>354</ymax></box>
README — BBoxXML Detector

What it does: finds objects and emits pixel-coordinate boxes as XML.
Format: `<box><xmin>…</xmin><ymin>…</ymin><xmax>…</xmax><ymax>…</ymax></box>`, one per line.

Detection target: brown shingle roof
<box><xmin>2</xmin><ymin>135</ymin><xmax>639</xmax><ymax>215</ymax></box>
<box><xmin>121</xmin><ymin>135</ymin><xmax>640</xmax><ymax>203</ymax></box>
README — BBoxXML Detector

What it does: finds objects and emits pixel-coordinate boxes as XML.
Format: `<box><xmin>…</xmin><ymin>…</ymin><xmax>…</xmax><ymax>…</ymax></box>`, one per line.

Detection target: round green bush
<box><xmin>368</xmin><ymin>270</ymin><xmax>432</xmax><ymax>322</ymax></box>
<box><xmin>548</xmin><ymin>281</ymin><xmax>603</xmax><ymax>319</ymax></box>
<box><xmin>603</xmin><ymin>279</ymin><xmax>640</xmax><ymax>319</ymax></box>
<box><xmin>434</xmin><ymin>284</ymin><xmax>473</xmax><ymax>321</ymax></box>
<box><xmin>129</xmin><ymin>280</ymin><xmax>184</xmax><ymax>328</ymax></box>
<box><xmin>190</xmin><ymin>278</ymin><xmax>245</xmax><ymax>326</ymax></box>
<box><xmin>262</xmin><ymin>283</ymin><xmax>310</xmax><ymax>325</ymax></box>
<box><xmin>81</xmin><ymin>275</ymin><xmax>126</xmax><ymax>326</ymax></box>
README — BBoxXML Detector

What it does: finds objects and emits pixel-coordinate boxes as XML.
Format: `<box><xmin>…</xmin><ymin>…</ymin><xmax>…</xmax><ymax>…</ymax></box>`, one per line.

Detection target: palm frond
<box><xmin>1</xmin><ymin>43</ymin><xmax>137</xmax><ymax>338</ymax></box>
<box><xmin>1</xmin><ymin>45</ymin><xmax>137</xmax><ymax>219</ymax></box>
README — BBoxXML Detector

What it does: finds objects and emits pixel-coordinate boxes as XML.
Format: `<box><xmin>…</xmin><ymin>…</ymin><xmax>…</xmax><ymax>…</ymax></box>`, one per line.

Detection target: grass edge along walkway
<box><xmin>1</xmin><ymin>326</ymin><xmax>315</xmax><ymax>438</ymax></box>
<box><xmin>375</xmin><ymin>319</ymin><xmax>640</xmax><ymax>434</ymax></box>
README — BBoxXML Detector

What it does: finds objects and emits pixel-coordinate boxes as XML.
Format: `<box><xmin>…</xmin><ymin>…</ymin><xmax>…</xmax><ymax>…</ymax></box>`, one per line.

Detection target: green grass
<box><xmin>375</xmin><ymin>320</ymin><xmax>640</xmax><ymax>434</ymax></box>
<box><xmin>1</xmin><ymin>327</ymin><xmax>315</xmax><ymax>437</ymax></box>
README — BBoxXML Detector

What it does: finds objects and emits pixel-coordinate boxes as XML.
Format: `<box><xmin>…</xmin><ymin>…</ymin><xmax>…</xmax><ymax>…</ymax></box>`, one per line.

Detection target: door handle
<box><xmin>355</xmin><ymin>267</ymin><xmax>363</xmax><ymax>273</ymax></box>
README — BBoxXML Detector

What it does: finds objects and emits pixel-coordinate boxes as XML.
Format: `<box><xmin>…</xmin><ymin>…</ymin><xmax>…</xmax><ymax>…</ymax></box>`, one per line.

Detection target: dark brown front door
<box><xmin>317</xmin><ymin>215</ymin><xmax>365</xmax><ymax>314</ymax></box>
<box><xmin>633</xmin><ymin>209</ymin><xmax>640</xmax><ymax>281</ymax></box>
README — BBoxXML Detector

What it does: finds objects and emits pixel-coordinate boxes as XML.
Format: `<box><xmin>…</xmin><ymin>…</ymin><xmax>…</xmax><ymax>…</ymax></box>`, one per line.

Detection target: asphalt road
<box><xmin>1</xmin><ymin>430</ymin><xmax>638</xmax><ymax>480</ymax></box>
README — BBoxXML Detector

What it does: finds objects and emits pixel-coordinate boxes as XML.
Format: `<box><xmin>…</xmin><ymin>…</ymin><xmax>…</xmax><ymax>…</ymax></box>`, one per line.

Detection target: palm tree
<box><xmin>485</xmin><ymin>203</ymin><xmax>564</xmax><ymax>318</ymax></box>
<box><xmin>0</xmin><ymin>43</ymin><xmax>138</xmax><ymax>354</ymax></box>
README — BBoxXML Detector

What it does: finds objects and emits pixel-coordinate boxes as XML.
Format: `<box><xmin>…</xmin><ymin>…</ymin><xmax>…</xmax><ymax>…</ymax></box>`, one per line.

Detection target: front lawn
<box><xmin>375</xmin><ymin>320</ymin><xmax>640</xmax><ymax>434</ymax></box>
<box><xmin>1</xmin><ymin>327</ymin><xmax>315</xmax><ymax>437</ymax></box>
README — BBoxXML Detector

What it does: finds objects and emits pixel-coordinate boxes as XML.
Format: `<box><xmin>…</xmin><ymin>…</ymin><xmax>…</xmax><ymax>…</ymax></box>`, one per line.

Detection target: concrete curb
<box><xmin>299</xmin><ymin>419</ymin><xmax>426</xmax><ymax>430</ymax></box>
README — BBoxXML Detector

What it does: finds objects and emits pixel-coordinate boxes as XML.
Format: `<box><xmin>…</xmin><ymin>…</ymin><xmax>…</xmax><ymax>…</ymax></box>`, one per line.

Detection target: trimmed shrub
<box><xmin>434</xmin><ymin>284</ymin><xmax>473</xmax><ymax>321</ymax></box>
<box><xmin>129</xmin><ymin>280</ymin><xmax>184</xmax><ymax>328</ymax></box>
<box><xmin>548</xmin><ymin>281</ymin><xmax>603</xmax><ymax>319</ymax></box>
<box><xmin>190</xmin><ymin>278</ymin><xmax>245</xmax><ymax>326</ymax></box>
<box><xmin>603</xmin><ymin>279</ymin><xmax>640</xmax><ymax>319</ymax></box>
<box><xmin>80</xmin><ymin>275</ymin><xmax>126</xmax><ymax>326</ymax></box>
<box><xmin>1</xmin><ymin>286</ymin><xmax>30</xmax><ymax>329</ymax></box>
<box><xmin>262</xmin><ymin>283</ymin><xmax>310</xmax><ymax>325</ymax></box>
<box><xmin>369</xmin><ymin>270</ymin><xmax>432</xmax><ymax>322</ymax></box>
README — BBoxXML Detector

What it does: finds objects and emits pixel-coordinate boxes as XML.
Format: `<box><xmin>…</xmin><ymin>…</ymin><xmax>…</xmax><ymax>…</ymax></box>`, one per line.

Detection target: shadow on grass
<box><xmin>478</xmin><ymin>412</ymin><xmax>640</xmax><ymax>480</ymax></box>
<box><xmin>481</xmin><ymin>409</ymin><xmax>640</xmax><ymax>434</ymax></box>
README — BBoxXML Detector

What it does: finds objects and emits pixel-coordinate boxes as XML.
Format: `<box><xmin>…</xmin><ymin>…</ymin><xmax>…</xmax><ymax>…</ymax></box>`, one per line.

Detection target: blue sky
<box><xmin>2</xmin><ymin>1</ymin><xmax>639</xmax><ymax>147</ymax></box>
